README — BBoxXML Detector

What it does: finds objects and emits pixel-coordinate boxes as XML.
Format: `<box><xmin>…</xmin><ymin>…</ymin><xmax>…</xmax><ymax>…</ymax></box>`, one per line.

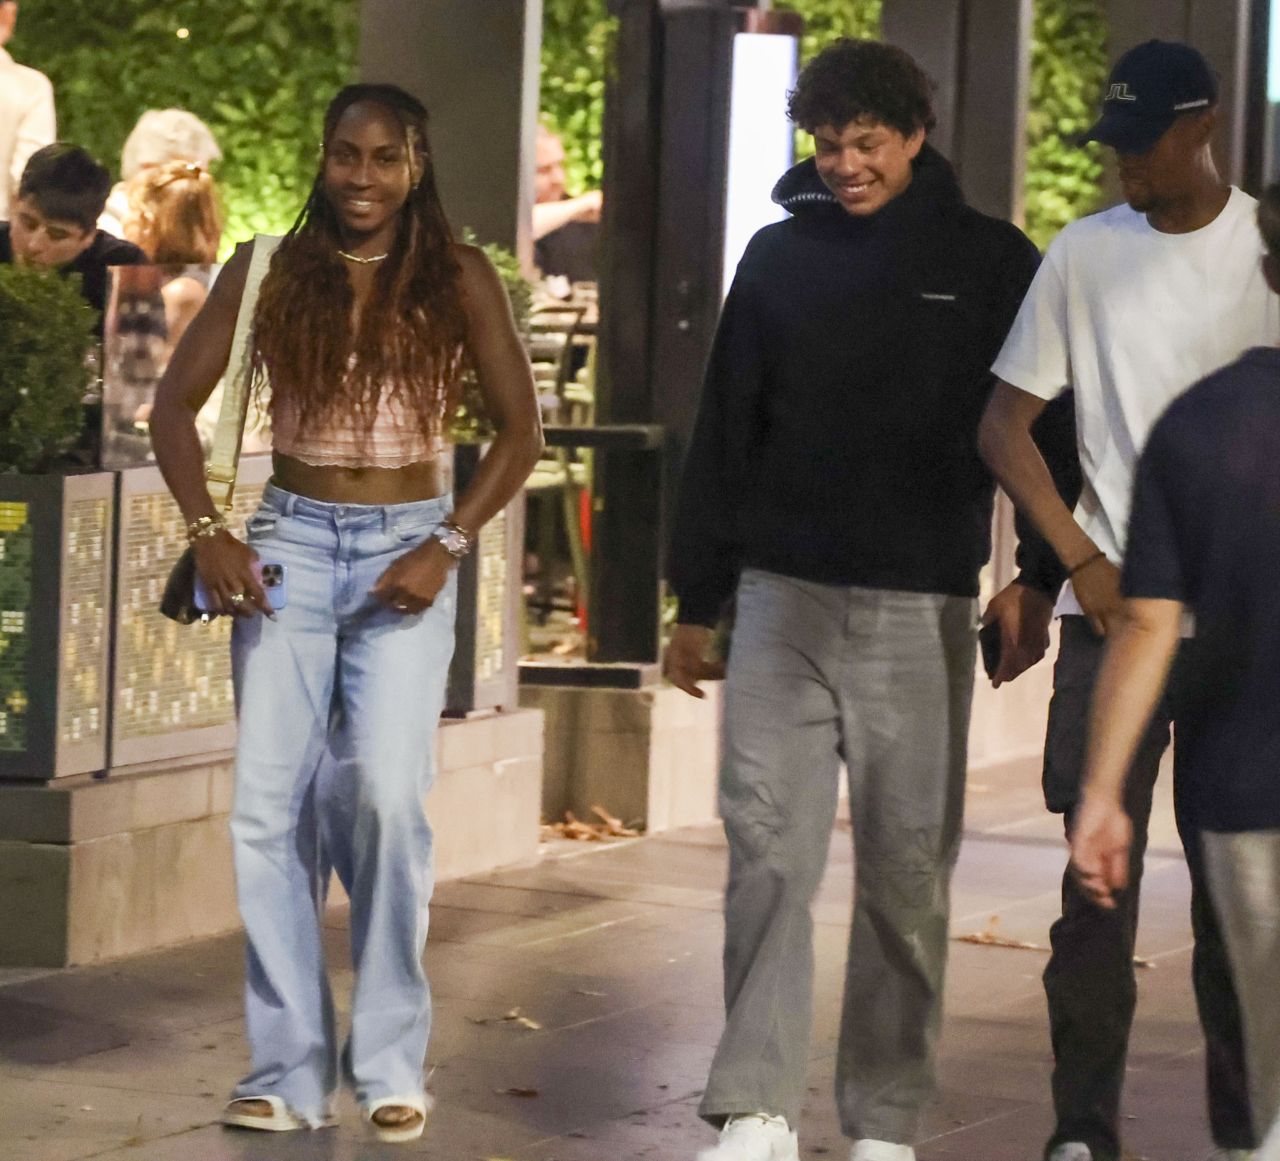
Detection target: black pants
<box><xmin>1040</xmin><ymin>617</ymin><xmax>1253</xmax><ymax>1161</ymax></box>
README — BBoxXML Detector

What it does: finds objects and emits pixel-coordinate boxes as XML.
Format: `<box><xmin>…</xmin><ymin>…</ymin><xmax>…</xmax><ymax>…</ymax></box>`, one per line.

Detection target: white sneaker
<box><xmin>1046</xmin><ymin>1145</ymin><xmax>1093</xmax><ymax>1161</ymax></box>
<box><xmin>850</xmin><ymin>1140</ymin><xmax>916</xmax><ymax>1161</ymax></box>
<box><xmin>697</xmin><ymin>1113</ymin><xmax>799</xmax><ymax>1161</ymax></box>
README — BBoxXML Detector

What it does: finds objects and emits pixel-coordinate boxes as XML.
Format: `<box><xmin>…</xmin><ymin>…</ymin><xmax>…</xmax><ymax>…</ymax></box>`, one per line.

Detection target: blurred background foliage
<box><xmin>12</xmin><ymin>0</ymin><xmax>1103</xmax><ymax>255</ymax></box>
<box><xmin>788</xmin><ymin>0</ymin><xmax>883</xmax><ymax>66</ymax></box>
<box><xmin>539</xmin><ymin>0</ymin><xmax>1104</xmax><ymax>245</ymax></box>
<box><xmin>1025</xmin><ymin>0</ymin><xmax>1107</xmax><ymax>247</ymax></box>
<box><xmin>11</xmin><ymin>0</ymin><xmax>358</xmax><ymax>256</ymax></box>
<box><xmin>540</xmin><ymin>0</ymin><xmax>617</xmax><ymax>195</ymax></box>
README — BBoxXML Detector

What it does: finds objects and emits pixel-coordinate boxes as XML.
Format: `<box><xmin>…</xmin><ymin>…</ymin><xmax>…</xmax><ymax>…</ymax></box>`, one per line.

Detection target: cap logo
<box><xmin>1106</xmin><ymin>83</ymin><xmax>1138</xmax><ymax>102</ymax></box>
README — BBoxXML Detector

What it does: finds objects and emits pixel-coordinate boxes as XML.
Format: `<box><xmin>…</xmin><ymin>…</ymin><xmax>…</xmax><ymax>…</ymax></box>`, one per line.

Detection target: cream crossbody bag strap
<box><xmin>205</xmin><ymin>234</ymin><xmax>282</xmax><ymax>512</ymax></box>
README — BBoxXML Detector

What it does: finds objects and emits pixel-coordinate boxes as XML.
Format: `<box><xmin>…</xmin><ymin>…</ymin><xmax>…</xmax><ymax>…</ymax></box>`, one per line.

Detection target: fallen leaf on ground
<box><xmin>496</xmin><ymin>1087</ymin><xmax>540</xmax><ymax>1098</ymax></box>
<box><xmin>468</xmin><ymin>1007</ymin><xmax>542</xmax><ymax>1031</ymax></box>
<box><xmin>542</xmin><ymin>807</ymin><xmax>644</xmax><ymax>843</ymax></box>
<box><xmin>954</xmin><ymin>915</ymin><xmax>1049</xmax><ymax>952</ymax></box>
<box><xmin>589</xmin><ymin>804</ymin><xmax>641</xmax><ymax>837</ymax></box>
<box><xmin>956</xmin><ymin>917</ymin><xmax>1158</xmax><ymax>966</ymax></box>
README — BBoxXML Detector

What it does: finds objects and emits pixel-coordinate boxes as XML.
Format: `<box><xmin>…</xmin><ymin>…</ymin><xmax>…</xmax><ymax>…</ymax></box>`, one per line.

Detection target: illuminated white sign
<box><xmin>723</xmin><ymin>32</ymin><xmax>798</xmax><ymax>298</ymax></box>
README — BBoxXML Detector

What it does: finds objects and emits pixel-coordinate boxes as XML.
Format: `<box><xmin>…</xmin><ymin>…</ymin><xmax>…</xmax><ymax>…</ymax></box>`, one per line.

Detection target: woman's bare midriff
<box><xmin>271</xmin><ymin>452</ymin><xmax>453</xmax><ymax>505</ymax></box>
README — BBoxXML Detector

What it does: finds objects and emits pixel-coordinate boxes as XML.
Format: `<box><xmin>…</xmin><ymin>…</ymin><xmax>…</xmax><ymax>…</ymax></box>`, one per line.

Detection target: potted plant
<box><xmin>0</xmin><ymin>266</ymin><xmax>115</xmax><ymax>779</ymax></box>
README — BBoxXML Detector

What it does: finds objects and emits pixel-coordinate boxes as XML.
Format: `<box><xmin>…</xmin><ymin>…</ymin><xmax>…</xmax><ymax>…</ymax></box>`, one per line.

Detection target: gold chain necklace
<box><xmin>338</xmin><ymin>249</ymin><xmax>389</xmax><ymax>265</ymax></box>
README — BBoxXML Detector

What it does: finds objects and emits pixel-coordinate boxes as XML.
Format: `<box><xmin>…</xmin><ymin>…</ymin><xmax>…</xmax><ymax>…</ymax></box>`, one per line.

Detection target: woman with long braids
<box><xmin>149</xmin><ymin>84</ymin><xmax>542</xmax><ymax>1142</ymax></box>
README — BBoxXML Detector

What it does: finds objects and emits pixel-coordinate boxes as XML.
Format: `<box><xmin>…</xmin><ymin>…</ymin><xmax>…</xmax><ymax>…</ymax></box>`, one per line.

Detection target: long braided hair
<box><xmin>251</xmin><ymin>84</ymin><xmax>468</xmax><ymax>446</ymax></box>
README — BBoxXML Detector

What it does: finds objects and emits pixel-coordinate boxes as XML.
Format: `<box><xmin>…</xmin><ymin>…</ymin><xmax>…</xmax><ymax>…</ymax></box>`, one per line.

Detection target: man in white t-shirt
<box><xmin>0</xmin><ymin>0</ymin><xmax>55</xmax><ymax>222</ymax></box>
<box><xmin>978</xmin><ymin>40</ymin><xmax>1279</xmax><ymax>1161</ymax></box>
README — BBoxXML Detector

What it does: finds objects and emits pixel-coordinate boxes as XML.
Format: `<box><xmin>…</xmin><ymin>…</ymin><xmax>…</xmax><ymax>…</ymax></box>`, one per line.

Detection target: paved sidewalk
<box><xmin>0</xmin><ymin>756</ymin><xmax>1219</xmax><ymax>1161</ymax></box>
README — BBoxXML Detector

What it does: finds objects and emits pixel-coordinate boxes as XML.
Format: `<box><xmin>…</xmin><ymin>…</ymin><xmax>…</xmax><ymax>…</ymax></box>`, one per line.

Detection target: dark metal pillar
<box><xmin>591</xmin><ymin>0</ymin><xmax>742</xmax><ymax>663</ymax></box>
<box><xmin>882</xmin><ymin>0</ymin><xmax>1033</xmax><ymax>225</ymax></box>
<box><xmin>358</xmin><ymin>0</ymin><xmax>543</xmax><ymax>263</ymax></box>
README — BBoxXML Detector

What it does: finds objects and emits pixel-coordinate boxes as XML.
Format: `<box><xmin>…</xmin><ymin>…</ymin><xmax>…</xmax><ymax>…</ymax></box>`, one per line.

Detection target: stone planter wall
<box><xmin>0</xmin><ymin>472</ymin><xmax>114</xmax><ymax>781</ymax></box>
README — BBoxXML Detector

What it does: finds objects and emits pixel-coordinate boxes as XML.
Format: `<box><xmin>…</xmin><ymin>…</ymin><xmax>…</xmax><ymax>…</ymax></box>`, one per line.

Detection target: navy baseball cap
<box><xmin>1081</xmin><ymin>40</ymin><xmax>1218</xmax><ymax>154</ymax></box>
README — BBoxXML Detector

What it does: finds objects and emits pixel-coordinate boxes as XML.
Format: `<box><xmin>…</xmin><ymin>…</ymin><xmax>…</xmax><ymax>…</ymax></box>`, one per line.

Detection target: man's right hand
<box><xmin>1071</xmin><ymin>554</ymin><xmax>1124</xmax><ymax>637</ymax></box>
<box><xmin>1069</xmin><ymin>789</ymin><xmax>1133</xmax><ymax>911</ymax></box>
<box><xmin>663</xmin><ymin>623</ymin><xmax>725</xmax><ymax>699</ymax></box>
<box><xmin>981</xmin><ymin>581</ymin><xmax>1054</xmax><ymax>687</ymax></box>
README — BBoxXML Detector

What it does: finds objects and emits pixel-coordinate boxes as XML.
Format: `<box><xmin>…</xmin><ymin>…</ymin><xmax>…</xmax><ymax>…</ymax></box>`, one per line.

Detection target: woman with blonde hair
<box><xmin>100</xmin><ymin>107</ymin><xmax>222</xmax><ymax>236</ymax></box>
<box><xmin>123</xmin><ymin>160</ymin><xmax>222</xmax><ymax>345</ymax></box>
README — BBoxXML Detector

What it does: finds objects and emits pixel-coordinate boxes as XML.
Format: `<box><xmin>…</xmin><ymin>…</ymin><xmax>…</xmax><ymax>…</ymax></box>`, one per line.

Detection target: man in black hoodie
<box><xmin>666</xmin><ymin>41</ymin><xmax>1049</xmax><ymax>1161</ymax></box>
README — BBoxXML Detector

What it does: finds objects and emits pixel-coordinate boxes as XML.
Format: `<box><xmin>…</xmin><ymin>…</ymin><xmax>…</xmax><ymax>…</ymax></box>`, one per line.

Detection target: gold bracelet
<box><xmin>186</xmin><ymin>515</ymin><xmax>227</xmax><ymax>544</ymax></box>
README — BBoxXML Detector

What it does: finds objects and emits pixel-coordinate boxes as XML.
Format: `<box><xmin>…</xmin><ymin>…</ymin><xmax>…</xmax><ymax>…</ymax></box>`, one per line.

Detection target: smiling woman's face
<box><xmin>322</xmin><ymin>100</ymin><xmax>419</xmax><ymax>243</ymax></box>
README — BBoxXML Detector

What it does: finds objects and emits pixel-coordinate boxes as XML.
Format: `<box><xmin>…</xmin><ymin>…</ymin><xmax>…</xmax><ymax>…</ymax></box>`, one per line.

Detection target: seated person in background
<box><xmin>119</xmin><ymin>159</ymin><xmax>243</xmax><ymax>449</ymax></box>
<box><xmin>1</xmin><ymin>142</ymin><xmax>148</xmax><ymax>334</ymax></box>
<box><xmin>533</xmin><ymin>123</ymin><xmax>600</xmax><ymax>284</ymax></box>
<box><xmin>99</xmin><ymin>108</ymin><xmax>222</xmax><ymax>238</ymax></box>
<box><xmin>0</xmin><ymin>0</ymin><xmax>56</xmax><ymax>222</ymax></box>
<box><xmin>123</xmin><ymin>159</ymin><xmax>221</xmax><ymax>345</ymax></box>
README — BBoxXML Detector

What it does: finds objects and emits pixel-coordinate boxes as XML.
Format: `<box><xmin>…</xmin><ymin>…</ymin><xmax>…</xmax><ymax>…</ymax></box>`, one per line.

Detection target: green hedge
<box><xmin>539</xmin><ymin>1</ymin><xmax>882</xmax><ymax>195</ymax></box>
<box><xmin>12</xmin><ymin>0</ymin><xmax>1100</xmax><ymax>254</ymax></box>
<box><xmin>540</xmin><ymin>0</ymin><xmax>616</xmax><ymax>195</ymax></box>
<box><xmin>11</xmin><ymin>0</ymin><xmax>358</xmax><ymax>253</ymax></box>
<box><xmin>1026</xmin><ymin>0</ymin><xmax>1107</xmax><ymax>248</ymax></box>
<box><xmin>788</xmin><ymin>0</ymin><xmax>882</xmax><ymax>67</ymax></box>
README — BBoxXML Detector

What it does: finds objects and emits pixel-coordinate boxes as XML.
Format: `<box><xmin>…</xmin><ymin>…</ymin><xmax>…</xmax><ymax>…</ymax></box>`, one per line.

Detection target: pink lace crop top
<box><xmin>271</xmin><ymin>388</ymin><xmax>447</xmax><ymax>469</ymax></box>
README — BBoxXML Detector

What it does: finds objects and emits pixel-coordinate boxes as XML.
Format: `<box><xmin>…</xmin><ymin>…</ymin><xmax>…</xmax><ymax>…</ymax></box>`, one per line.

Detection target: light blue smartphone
<box><xmin>194</xmin><ymin>561</ymin><xmax>288</xmax><ymax>614</ymax></box>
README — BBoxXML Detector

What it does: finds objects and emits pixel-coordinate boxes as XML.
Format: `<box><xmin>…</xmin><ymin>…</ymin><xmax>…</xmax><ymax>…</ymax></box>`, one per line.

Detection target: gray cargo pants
<box><xmin>699</xmin><ymin>569</ymin><xmax>977</xmax><ymax>1145</ymax></box>
<box><xmin>1203</xmin><ymin>829</ymin><xmax>1280</xmax><ymax>1160</ymax></box>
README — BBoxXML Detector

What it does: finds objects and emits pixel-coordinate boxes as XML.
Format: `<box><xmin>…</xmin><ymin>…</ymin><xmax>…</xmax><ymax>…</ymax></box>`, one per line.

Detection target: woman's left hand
<box><xmin>371</xmin><ymin>539</ymin><xmax>455</xmax><ymax>614</ymax></box>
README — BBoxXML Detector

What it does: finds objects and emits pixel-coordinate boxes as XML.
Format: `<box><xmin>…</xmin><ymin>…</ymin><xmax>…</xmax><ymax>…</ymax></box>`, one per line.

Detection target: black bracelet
<box><xmin>1069</xmin><ymin>550</ymin><xmax>1107</xmax><ymax>577</ymax></box>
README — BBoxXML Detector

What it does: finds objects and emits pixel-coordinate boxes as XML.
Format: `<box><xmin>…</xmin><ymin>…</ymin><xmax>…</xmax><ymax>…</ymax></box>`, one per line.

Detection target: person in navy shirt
<box><xmin>1072</xmin><ymin>181</ymin><xmax>1280</xmax><ymax>1161</ymax></box>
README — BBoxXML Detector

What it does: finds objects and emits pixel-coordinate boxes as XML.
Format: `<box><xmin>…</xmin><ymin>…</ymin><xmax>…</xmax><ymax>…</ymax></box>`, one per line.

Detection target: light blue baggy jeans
<box><xmin>699</xmin><ymin>569</ymin><xmax>977</xmax><ymax>1145</ymax></box>
<box><xmin>228</xmin><ymin>482</ymin><xmax>457</xmax><ymax>1124</ymax></box>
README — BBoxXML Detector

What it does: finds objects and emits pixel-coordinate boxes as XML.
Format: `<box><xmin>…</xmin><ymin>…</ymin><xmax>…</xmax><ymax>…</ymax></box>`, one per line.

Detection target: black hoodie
<box><xmin>670</xmin><ymin>145</ymin><xmax>1049</xmax><ymax>625</ymax></box>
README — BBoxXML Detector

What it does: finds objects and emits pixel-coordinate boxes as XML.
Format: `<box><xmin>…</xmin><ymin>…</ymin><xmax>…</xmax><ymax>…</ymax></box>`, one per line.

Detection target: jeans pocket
<box><xmin>244</xmin><ymin>509</ymin><xmax>281</xmax><ymax>541</ymax></box>
<box><xmin>389</xmin><ymin>514</ymin><xmax>443</xmax><ymax>543</ymax></box>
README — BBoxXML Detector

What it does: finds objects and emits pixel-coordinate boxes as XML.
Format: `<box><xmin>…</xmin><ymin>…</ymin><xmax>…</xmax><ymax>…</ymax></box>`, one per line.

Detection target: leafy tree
<box><xmin>11</xmin><ymin>1</ymin><xmax>358</xmax><ymax>254</ymax></box>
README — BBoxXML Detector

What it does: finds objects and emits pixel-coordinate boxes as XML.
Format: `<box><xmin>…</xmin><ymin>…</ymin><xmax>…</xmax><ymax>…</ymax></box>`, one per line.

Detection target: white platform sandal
<box><xmin>221</xmin><ymin>1095</ymin><xmax>336</xmax><ymax>1132</ymax></box>
<box><xmin>363</xmin><ymin>1093</ymin><xmax>434</xmax><ymax>1144</ymax></box>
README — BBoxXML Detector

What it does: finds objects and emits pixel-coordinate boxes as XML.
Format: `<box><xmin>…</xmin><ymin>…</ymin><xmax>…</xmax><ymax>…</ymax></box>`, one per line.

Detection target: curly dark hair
<box><xmin>788</xmin><ymin>39</ymin><xmax>936</xmax><ymax>138</ymax></box>
<box><xmin>252</xmin><ymin>83</ymin><xmax>468</xmax><ymax>447</ymax></box>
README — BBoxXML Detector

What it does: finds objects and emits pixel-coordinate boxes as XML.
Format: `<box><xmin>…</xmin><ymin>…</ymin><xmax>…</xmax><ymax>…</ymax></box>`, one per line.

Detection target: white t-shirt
<box><xmin>992</xmin><ymin>187</ymin><xmax>1280</xmax><ymax>615</ymax></box>
<box><xmin>0</xmin><ymin>48</ymin><xmax>56</xmax><ymax>222</ymax></box>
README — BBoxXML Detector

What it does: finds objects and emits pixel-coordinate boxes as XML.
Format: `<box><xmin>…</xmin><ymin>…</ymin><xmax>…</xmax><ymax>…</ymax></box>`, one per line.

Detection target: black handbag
<box><xmin>160</xmin><ymin>546</ymin><xmax>204</xmax><ymax>624</ymax></box>
<box><xmin>158</xmin><ymin>235</ymin><xmax>281</xmax><ymax>624</ymax></box>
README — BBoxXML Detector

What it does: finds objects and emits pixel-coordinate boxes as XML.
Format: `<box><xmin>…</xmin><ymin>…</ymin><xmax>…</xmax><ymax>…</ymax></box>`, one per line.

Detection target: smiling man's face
<box><xmin>813</xmin><ymin>116</ymin><xmax>925</xmax><ymax>218</ymax></box>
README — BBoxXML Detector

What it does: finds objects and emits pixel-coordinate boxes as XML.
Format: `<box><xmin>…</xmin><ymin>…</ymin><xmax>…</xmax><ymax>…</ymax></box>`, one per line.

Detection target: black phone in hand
<box><xmin>979</xmin><ymin>620</ymin><xmax>1002</xmax><ymax>680</ymax></box>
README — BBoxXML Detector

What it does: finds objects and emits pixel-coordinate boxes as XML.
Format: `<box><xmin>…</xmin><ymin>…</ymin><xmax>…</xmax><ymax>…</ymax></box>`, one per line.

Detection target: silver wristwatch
<box><xmin>431</xmin><ymin>520</ymin><xmax>473</xmax><ymax>559</ymax></box>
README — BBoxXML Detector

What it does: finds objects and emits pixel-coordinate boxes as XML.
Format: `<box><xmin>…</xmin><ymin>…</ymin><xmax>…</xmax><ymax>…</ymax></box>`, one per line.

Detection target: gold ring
<box><xmin>229</xmin><ymin>593</ymin><xmax>246</xmax><ymax>606</ymax></box>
